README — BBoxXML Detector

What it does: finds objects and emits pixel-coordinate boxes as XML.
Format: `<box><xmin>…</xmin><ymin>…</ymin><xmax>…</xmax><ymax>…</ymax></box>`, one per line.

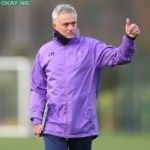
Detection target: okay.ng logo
<box><xmin>0</xmin><ymin>0</ymin><xmax>30</xmax><ymax>6</ymax></box>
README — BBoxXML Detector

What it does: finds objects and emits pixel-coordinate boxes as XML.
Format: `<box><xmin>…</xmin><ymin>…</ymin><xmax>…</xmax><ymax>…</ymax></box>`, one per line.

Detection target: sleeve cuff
<box><xmin>126</xmin><ymin>34</ymin><xmax>136</xmax><ymax>41</ymax></box>
<box><xmin>31</xmin><ymin>118</ymin><xmax>42</xmax><ymax>125</ymax></box>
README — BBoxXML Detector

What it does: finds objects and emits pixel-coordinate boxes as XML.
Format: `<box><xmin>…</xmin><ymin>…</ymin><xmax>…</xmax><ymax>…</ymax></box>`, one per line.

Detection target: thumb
<box><xmin>126</xmin><ymin>18</ymin><xmax>131</xmax><ymax>27</ymax></box>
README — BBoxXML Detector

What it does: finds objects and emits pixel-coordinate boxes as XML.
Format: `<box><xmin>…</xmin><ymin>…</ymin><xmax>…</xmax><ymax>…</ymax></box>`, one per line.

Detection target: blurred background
<box><xmin>0</xmin><ymin>0</ymin><xmax>150</xmax><ymax>150</ymax></box>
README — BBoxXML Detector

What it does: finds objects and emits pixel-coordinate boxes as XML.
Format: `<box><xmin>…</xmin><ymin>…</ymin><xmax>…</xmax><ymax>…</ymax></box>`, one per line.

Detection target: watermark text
<box><xmin>0</xmin><ymin>0</ymin><xmax>30</xmax><ymax>6</ymax></box>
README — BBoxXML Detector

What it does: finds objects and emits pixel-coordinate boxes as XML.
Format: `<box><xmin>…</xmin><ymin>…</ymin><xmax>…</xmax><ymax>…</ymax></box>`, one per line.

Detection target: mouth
<box><xmin>67</xmin><ymin>32</ymin><xmax>74</xmax><ymax>35</ymax></box>
<box><xmin>67</xmin><ymin>32</ymin><xmax>75</xmax><ymax>36</ymax></box>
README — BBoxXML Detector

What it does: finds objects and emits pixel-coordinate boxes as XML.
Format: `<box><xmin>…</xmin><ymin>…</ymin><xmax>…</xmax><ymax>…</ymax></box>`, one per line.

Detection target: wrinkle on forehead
<box><xmin>57</xmin><ymin>12</ymin><xmax>77</xmax><ymax>24</ymax></box>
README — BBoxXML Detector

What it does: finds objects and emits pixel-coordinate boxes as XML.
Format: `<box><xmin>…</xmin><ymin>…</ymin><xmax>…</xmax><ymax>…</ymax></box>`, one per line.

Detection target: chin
<box><xmin>66</xmin><ymin>35</ymin><xmax>75</xmax><ymax>39</ymax></box>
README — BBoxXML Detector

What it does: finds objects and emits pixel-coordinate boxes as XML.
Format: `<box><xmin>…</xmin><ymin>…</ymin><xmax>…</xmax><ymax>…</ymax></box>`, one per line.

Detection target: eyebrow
<box><xmin>62</xmin><ymin>21</ymin><xmax>77</xmax><ymax>25</ymax></box>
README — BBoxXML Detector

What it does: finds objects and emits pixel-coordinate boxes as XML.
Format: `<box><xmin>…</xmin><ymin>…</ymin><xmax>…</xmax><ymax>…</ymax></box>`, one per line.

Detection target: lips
<box><xmin>67</xmin><ymin>32</ymin><xmax>75</xmax><ymax>36</ymax></box>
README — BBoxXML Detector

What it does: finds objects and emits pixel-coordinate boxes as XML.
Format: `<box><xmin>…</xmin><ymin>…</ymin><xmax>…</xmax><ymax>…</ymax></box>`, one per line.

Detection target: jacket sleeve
<box><xmin>30</xmin><ymin>51</ymin><xmax>47</xmax><ymax>125</ymax></box>
<box><xmin>94</xmin><ymin>35</ymin><xmax>136</xmax><ymax>68</ymax></box>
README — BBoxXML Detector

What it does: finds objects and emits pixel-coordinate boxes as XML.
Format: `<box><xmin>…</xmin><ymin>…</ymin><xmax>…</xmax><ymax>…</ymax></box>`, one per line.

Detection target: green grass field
<box><xmin>0</xmin><ymin>133</ymin><xmax>150</xmax><ymax>150</ymax></box>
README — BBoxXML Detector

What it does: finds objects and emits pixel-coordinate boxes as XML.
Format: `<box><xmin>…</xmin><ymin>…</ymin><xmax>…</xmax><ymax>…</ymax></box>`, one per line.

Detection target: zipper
<box><xmin>64</xmin><ymin>45</ymin><xmax>69</xmax><ymax>138</ymax></box>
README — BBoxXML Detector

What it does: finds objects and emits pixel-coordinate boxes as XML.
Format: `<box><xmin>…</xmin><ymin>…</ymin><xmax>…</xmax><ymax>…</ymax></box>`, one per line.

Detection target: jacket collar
<box><xmin>53</xmin><ymin>30</ymin><xmax>71</xmax><ymax>45</ymax></box>
<box><xmin>53</xmin><ymin>29</ymin><xmax>80</xmax><ymax>45</ymax></box>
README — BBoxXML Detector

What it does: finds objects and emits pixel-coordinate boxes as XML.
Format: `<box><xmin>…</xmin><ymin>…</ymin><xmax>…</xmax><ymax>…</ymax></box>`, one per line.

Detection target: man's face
<box><xmin>52</xmin><ymin>12</ymin><xmax>77</xmax><ymax>39</ymax></box>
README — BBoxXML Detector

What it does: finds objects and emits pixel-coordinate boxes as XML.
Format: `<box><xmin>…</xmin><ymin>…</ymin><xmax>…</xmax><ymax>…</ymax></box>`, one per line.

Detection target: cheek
<box><xmin>55</xmin><ymin>26</ymin><xmax>66</xmax><ymax>33</ymax></box>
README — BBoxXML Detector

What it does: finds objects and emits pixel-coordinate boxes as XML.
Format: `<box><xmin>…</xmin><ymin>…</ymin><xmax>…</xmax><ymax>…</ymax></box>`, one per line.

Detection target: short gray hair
<box><xmin>52</xmin><ymin>4</ymin><xmax>77</xmax><ymax>22</ymax></box>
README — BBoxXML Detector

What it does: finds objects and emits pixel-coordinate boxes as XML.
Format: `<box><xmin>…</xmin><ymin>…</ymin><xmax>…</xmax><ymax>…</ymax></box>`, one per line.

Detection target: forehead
<box><xmin>57</xmin><ymin>12</ymin><xmax>77</xmax><ymax>23</ymax></box>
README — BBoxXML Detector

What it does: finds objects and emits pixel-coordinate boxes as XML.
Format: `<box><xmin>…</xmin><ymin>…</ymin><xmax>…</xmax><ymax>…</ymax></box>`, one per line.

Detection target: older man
<box><xmin>30</xmin><ymin>4</ymin><xmax>140</xmax><ymax>150</ymax></box>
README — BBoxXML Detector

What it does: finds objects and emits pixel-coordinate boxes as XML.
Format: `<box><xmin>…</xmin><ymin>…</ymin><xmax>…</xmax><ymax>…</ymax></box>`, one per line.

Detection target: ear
<box><xmin>51</xmin><ymin>23</ymin><xmax>56</xmax><ymax>30</ymax></box>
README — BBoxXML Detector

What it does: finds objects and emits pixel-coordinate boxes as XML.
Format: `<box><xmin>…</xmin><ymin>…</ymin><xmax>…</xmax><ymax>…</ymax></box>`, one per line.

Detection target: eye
<box><xmin>71</xmin><ymin>22</ymin><xmax>76</xmax><ymax>26</ymax></box>
<box><xmin>63</xmin><ymin>23</ymin><xmax>69</xmax><ymax>27</ymax></box>
<box><xmin>62</xmin><ymin>21</ymin><xmax>77</xmax><ymax>27</ymax></box>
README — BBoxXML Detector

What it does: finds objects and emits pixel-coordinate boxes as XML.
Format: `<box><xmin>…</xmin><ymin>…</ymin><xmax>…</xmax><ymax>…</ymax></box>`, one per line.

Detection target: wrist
<box><xmin>126</xmin><ymin>34</ymin><xmax>136</xmax><ymax>40</ymax></box>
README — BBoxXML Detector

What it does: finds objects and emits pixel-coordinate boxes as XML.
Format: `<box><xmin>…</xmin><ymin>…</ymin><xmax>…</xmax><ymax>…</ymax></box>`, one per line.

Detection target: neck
<box><xmin>54</xmin><ymin>30</ymin><xmax>71</xmax><ymax>45</ymax></box>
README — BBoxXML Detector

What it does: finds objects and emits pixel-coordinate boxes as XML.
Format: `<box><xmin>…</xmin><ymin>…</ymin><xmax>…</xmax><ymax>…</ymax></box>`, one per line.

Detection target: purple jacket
<box><xmin>30</xmin><ymin>30</ymin><xmax>136</xmax><ymax>138</ymax></box>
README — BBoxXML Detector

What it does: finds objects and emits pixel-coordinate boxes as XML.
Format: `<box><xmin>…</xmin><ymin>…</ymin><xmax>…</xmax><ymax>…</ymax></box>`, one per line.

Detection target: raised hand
<box><xmin>125</xmin><ymin>18</ymin><xmax>140</xmax><ymax>38</ymax></box>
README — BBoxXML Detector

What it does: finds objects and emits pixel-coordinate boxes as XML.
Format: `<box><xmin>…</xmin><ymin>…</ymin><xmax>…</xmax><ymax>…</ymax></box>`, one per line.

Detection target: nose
<box><xmin>68</xmin><ymin>24</ymin><xmax>74</xmax><ymax>30</ymax></box>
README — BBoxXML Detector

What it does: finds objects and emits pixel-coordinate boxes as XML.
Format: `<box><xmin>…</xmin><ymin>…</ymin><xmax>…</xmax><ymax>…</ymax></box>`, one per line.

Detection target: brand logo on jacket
<box><xmin>48</xmin><ymin>52</ymin><xmax>54</xmax><ymax>57</ymax></box>
<box><xmin>0</xmin><ymin>0</ymin><xmax>30</xmax><ymax>6</ymax></box>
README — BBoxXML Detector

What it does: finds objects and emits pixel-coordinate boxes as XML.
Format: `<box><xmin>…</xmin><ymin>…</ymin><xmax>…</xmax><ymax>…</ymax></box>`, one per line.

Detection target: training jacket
<box><xmin>30</xmin><ymin>30</ymin><xmax>136</xmax><ymax>138</ymax></box>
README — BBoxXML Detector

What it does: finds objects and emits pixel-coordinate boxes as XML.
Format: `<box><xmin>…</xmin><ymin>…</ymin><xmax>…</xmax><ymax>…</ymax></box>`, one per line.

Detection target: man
<box><xmin>30</xmin><ymin>4</ymin><xmax>140</xmax><ymax>150</ymax></box>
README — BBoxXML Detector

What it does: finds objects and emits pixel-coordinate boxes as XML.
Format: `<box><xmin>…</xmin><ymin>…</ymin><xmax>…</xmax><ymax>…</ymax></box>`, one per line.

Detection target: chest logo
<box><xmin>48</xmin><ymin>52</ymin><xmax>54</xmax><ymax>57</ymax></box>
